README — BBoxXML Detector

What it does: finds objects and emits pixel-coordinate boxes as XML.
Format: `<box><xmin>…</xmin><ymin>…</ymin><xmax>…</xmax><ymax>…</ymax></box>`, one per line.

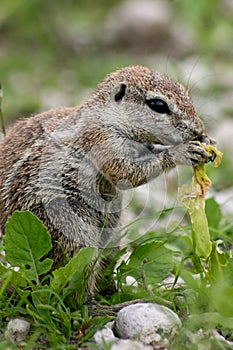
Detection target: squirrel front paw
<box><xmin>167</xmin><ymin>141</ymin><xmax>211</xmax><ymax>166</ymax></box>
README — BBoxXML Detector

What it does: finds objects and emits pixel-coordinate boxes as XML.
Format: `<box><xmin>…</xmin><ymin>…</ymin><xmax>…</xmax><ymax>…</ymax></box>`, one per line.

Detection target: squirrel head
<box><xmin>90</xmin><ymin>65</ymin><xmax>205</xmax><ymax>146</ymax></box>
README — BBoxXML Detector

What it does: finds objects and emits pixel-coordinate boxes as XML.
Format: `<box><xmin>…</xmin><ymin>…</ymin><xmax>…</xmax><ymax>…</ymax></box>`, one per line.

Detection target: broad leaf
<box><xmin>205</xmin><ymin>197</ymin><xmax>222</xmax><ymax>231</ymax></box>
<box><xmin>51</xmin><ymin>247</ymin><xmax>96</xmax><ymax>295</ymax></box>
<box><xmin>121</xmin><ymin>241</ymin><xmax>173</xmax><ymax>285</ymax></box>
<box><xmin>211</xmin><ymin>283</ymin><xmax>233</xmax><ymax>317</ymax></box>
<box><xmin>0</xmin><ymin>262</ymin><xmax>27</xmax><ymax>290</ymax></box>
<box><xmin>4</xmin><ymin>211</ymin><xmax>53</xmax><ymax>283</ymax></box>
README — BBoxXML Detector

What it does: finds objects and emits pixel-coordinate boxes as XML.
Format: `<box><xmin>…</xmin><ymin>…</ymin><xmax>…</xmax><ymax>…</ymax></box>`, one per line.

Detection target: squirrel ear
<box><xmin>114</xmin><ymin>83</ymin><xmax>126</xmax><ymax>102</ymax></box>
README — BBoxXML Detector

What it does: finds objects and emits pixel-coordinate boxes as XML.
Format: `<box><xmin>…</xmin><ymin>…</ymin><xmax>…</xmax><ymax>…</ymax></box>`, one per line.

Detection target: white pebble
<box><xmin>5</xmin><ymin>318</ymin><xmax>30</xmax><ymax>343</ymax></box>
<box><xmin>115</xmin><ymin>302</ymin><xmax>181</xmax><ymax>345</ymax></box>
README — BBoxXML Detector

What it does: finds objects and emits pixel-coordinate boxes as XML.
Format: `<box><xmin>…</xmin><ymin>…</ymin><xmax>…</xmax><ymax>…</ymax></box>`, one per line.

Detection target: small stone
<box><xmin>115</xmin><ymin>302</ymin><xmax>181</xmax><ymax>345</ymax></box>
<box><xmin>5</xmin><ymin>318</ymin><xmax>30</xmax><ymax>343</ymax></box>
<box><xmin>110</xmin><ymin>339</ymin><xmax>153</xmax><ymax>350</ymax></box>
<box><xmin>94</xmin><ymin>321</ymin><xmax>118</xmax><ymax>349</ymax></box>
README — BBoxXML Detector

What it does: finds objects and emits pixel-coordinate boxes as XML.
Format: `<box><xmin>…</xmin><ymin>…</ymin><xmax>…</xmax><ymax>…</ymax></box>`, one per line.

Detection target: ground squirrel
<box><xmin>0</xmin><ymin>65</ymin><xmax>213</xmax><ymax>275</ymax></box>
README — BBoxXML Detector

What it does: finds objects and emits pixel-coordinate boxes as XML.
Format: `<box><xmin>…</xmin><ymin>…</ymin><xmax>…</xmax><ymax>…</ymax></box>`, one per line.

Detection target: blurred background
<box><xmin>0</xmin><ymin>0</ymin><xmax>232</xmax><ymax>228</ymax></box>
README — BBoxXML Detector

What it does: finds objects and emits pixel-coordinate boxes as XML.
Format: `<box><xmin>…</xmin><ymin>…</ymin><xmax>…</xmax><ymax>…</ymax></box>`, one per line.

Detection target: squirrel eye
<box><xmin>146</xmin><ymin>98</ymin><xmax>171</xmax><ymax>114</ymax></box>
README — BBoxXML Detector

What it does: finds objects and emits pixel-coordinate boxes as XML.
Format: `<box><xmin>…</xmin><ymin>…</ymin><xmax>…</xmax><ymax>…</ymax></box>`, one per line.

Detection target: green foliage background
<box><xmin>0</xmin><ymin>0</ymin><xmax>232</xmax><ymax>121</ymax></box>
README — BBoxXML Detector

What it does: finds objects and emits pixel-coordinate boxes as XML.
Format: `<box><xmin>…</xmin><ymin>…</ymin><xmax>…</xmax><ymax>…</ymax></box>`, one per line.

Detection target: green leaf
<box><xmin>51</xmin><ymin>247</ymin><xmax>96</xmax><ymax>295</ymax></box>
<box><xmin>178</xmin><ymin>183</ymin><xmax>212</xmax><ymax>258</ymax></box>
<box><xmin>224</xmin><ymin>258</ymin><xmax>233</xmax><ymax>287</ymax></box>
<box><xmin>0</xmin><ymin>262</ymin><xmax>27</xmax><ymax>290</ymax></box>
<box><xmin>209</xmin><ymin>240</ymin><xmax>230</xmax><ymax>282</ymax></box>
<box><xmin>205</xmin><ymin>197</ymin><xmax>222</xmax><ymax>230</ymax></box>
<box><xmin>4</xmin><ymin>211</ymin><xmax>53</xmax><ymax>283</ymax></box>
<box><xmin>121</xmin><ymin>241</ymin><xmax>173</xmax><ymax>285</ymax></box>
<box><xmin>181</xmin><ymin>269</ymin><xmax>201</xmax><ymax>292</ymax></box>
<box><xmin>189</xmin><ymin>312</ymin><xmax>233</xmax><ymax>330</ymax></box>
<box><xmin>0</xmin><ymin>263</ymin><xmax>28</xmax><ymax>309</ymax></box>
<box><xmin>211</xmin><ymin>283</ymin><xmax>233</xmax><ymax>317</ymax></box>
